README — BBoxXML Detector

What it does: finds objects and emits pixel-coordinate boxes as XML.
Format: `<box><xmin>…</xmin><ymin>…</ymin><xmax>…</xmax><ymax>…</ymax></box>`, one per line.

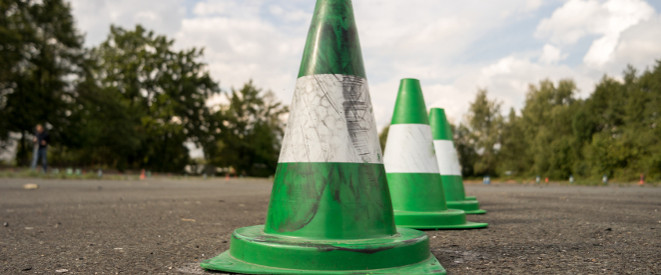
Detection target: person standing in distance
<box><xmin>30</xmin><ymin>124</ymin><xmax>49</xmax><ymax>172</ymax></box>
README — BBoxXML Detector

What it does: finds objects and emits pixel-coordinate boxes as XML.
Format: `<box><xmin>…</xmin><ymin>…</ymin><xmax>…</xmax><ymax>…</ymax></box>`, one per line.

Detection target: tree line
<box><xmin>3</xmin><ymin>1</ymin><xmax>659</xmax><ymax>180</ymax></box>
<box><xmin>450</xmin><ymin>63</ymin><xmax>661</xmax><ymax>182</ymax></box>
<box><xmin>0</xmin><ymin>0</ymin><xmax>287</xmax><ymax>176</ymax></box>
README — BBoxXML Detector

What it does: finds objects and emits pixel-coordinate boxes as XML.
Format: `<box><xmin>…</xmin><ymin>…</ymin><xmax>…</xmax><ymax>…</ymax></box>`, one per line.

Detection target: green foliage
<box><xmin>60</xmin><ymin>25</ymin><xmax>221</xmax><ymax>172</ymax></box>
<box><xmin>464</xmin><ymin>89</ymin><xmax>503</xmax><ymax>176</ymax></box>
<box><xmin>1</xmin><ymin>8</ymin><xmax>289</xmax><ymax>176</ymax></box>
<box><xmin>459</xmin><ymin>62</ymin><xmax>661</xmax><ymax>182</ymax></box>
<box><xmin>497</xmin><ymin>108</ymin><xmax>528</xmax><ymax>176</ymax></box>
<box><xmin>378</xmin><ymin>125</ymin><xmax>389</xmax><ymax>152</ymax></box>
<box><xmin>453</xmin><ymin>123</ymin><xmax>478</xmax><ymax>177</ymax></box>
<box><xmin>208</xmin><ymin>81</ymin><xmax>288</xmax><ymax>177</ymax></box>
<box><xmin>0</xmin><ymin>0</ymin><xmax>84</xmax><ymax>165</ymax></box>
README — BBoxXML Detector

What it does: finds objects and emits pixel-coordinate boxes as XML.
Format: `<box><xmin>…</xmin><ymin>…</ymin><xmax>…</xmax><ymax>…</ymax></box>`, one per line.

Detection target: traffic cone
<box><xmin>383</xmin><ymin>78</ymin><xmax>487</xmax><ymax>230</ymax></box>
<box><xmin>429</xmin><ymin>108</ymin><xmax>487</xmax><ymax>214</ymax></box>
<box><xmin>139</xmin><ymin>169</ymin><xmax>146</xmax><ymax>180</ymax></box>
<box><xmin>201</xmin><ymin>1</ymin><xmax>444</xmax><ymax>274</ymax></box>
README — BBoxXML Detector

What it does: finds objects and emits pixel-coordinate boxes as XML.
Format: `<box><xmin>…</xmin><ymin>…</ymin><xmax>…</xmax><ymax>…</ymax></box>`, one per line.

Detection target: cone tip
<box><xmin>429</xmin><ymin>108</ymin><xmax>452</xmax><ymax>140</ymax></box>
<box><xmin>391</xmin><ymin>78</ymin><xmax>428</xmax><ymax>125</ymax></box>
<box><xmin>429</xmin><ymin>107</ymin><xmax>446</xmax><ymax>115</ymax></box>
<box><xmin>400</xmin><ymin>78</ymin><xmax>420</xmax><ymax>83</ymax></box>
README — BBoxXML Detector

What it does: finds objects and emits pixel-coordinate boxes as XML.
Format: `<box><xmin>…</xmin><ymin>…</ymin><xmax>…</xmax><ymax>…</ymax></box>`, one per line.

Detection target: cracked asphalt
<box><xmin>1</xmin><ymin>178</ymin><xmax>659</xmax><ymax>274</ymax></box>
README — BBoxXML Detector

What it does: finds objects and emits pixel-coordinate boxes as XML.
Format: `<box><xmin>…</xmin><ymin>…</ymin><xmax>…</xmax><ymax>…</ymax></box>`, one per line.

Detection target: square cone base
<box><xmin>446</xmin><ymin>200</ymin><xmax>487</xmax><ymax>215</ymax></box>
<box><xmin>394</xmin><ymin>209</ymin><xmax>488</xmax><ymax>230</ymax></box>
<box><xmin>200</xmin><ymin>225</ymin><xmax>446</xmax><ymax>274</ymax></box>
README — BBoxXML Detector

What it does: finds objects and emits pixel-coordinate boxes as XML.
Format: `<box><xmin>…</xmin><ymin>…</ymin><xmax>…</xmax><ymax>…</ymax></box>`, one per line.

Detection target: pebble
<box><xmin>3</xmin><ymin>222</ymin><xmax>7</xmax><ymax>227</ymax></box>
<box><xmin>55</xmin><ymin>269</ymin><xmax>68</xmax><ymax>273</ymax></box>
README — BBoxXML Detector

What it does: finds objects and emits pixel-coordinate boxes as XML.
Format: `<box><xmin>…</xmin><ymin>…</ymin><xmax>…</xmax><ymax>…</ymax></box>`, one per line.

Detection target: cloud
<box><xmin>608</xmin><ymin>15</ymin><xmax>661</xmax><ymax>71</ymax></box>
<box><xmin>67</xmin><ymin>0</ymin><xmax>661</xmax><ymax>130</ymax></box>
<box><xmin>173</xmin><ymin>0</ymin><xmax>311</xmax><ymax>108</ymax></box>
<box><xmin>536</xmin><ymin>0</ymin><xmax>655</xmax><ymax>68</ymax></box>
<box><xmin>69</xmin><ymin>0</ymin><xmax>186</xmax><ymax>45</ymax></box>
<box><xmin>539</xmin><ymin>44</ymin><xmax>567</xmax><ymax>64</ymax></box>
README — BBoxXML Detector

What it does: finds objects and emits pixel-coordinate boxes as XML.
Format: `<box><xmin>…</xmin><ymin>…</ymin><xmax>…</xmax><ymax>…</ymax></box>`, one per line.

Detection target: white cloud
<box><xmin>67</xmin><ymin>0</ymin><xmax>661</xmax><ymax>130</ymax></box>
<box><xmin>539</xmin><ymin>44</ymin><xmax>567</xmax><ymax>64</ymax></box>
<box><xmin>426</xmin><ymin>55</ymin><xmax>595</xmax><ymax>123</ymax></box>
<box><xmin>606</xmin><ymin>15</ymin><xmax>661</xmax><ymax>70</ymax></box>
<box><xmin>69</xmin><ymin>0</ymin><xmax>186</xmax><ymax>45</ymax></box>
<box><xmin>536</xmin><ymin>0</ymin><xmax>655</xmax><ymax>68</ymax></box>
<box><xmin>536</xmin><ymin>0</ymin><xmax>604</xmax><ymax>45</ymax></box>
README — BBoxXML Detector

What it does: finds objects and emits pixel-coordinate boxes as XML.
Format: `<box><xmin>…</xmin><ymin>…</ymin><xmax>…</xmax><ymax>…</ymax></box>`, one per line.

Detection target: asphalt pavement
<box><xmin>1</xmin><ymin>178</ymin><xmax>659</xmax><ymax>274</ymax></box>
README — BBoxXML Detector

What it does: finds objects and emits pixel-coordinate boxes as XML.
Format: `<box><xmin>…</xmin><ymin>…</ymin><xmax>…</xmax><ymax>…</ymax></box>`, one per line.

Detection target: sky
<box><xmin>68</xmin><ymin>0</ymin><xmax>661</xmax><ymax>128</ymax></box>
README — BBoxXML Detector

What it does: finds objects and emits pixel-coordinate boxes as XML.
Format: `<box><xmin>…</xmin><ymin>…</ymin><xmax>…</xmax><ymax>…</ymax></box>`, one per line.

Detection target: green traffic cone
<box><xmin>429</xmin><ymin>108</ymin><xmax>487</xmax><ymax>214</ymax></box>
<box><xmin>201</xmin><ymin>1</ymin><xmax>445</xmax><ymax>274</ymax></box>
<box><xmin>383</xmin><ymin>79</ymin><xmax>487</xmax><ymax>230</ymax></box>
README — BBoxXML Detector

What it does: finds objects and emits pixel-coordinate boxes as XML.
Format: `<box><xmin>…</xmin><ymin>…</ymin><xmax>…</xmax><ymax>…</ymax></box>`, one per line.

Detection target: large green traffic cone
<box><xmin>383</xmin><ymin>79</ymin><xmax>487</xmax><ymax>230</ymax></box>
<box><xmin>201</xmin><ymin>1</ymin><xmax>445</xmax><ymax>274</ymax></box>
<box><xmin>429</xmin><ymin>108</ymin><xmax>486</xmax><ymax>214</ymax></box>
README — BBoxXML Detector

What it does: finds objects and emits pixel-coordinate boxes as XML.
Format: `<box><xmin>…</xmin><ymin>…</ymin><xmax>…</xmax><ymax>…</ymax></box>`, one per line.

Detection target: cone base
<box><xmin>394</xmin><ymin>209</ymin><xmax>488</xmax><ymax>230</ymax></box>
<box><xmin>446</xmin><ymin>200</ymin><xmax>487</xmax><ymax>215</ymax></box>
<box><xmin>465</xmin><ymin>196</ymin><xmax>477</xmax><ymax>201</ymax></box>
<box><xmin>200</xmin><ymin>225</ymin><xmax>446</xmax><ymax>274</ymax></box>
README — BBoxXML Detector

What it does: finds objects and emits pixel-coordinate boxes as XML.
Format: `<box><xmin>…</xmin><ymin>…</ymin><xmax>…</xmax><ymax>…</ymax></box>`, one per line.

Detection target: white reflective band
<box><xmin>383</xmin><ymin>124</ymin><xmax>439</xmax><ymax>173</ymax></box>
<box><xmin>433</xmin><ymin>140</ymin><xmax>462</xmax><ymax>175</ymax></box>
<box><xmin>278</xmin><ymin>74</ymin><xmax>382</xmax><ymax>163</ymax></box>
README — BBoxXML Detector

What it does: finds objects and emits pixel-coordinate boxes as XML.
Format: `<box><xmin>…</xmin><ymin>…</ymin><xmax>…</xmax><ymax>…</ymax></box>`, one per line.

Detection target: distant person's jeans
<box><xmin>31</xmin><ymin>146</ymin><xmax>47</xmax><ymax>172</ymax></box>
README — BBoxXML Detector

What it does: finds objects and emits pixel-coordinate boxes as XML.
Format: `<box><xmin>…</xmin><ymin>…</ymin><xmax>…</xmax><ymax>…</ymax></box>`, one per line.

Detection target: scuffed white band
<box><xmin>433</xmin><ymin>140</ymin><xmax>462</xmax><ymax>175</ymax></box>
<box><xmin>278</xmin><ymin>74</ymin><xmax>382</xmax><ymax>164</ymax></box>
<box><xmin>383</xmin><ymin>124</ymin><xmax>440</xmax><ymax>173</ymax></box>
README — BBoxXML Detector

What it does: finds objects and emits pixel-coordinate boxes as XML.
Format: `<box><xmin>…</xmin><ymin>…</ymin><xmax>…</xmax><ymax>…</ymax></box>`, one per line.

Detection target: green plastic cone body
<box><xmin>201</xmin><ymin>1</ymin><xmax>445</xmax><ymax>274</ymax></box>
<box><xmin>429</xmin><ymin>108</ymin><xmax>486</xmax><ymax>214</ymax></box>
<box><xmin>383</xmin><ymin>79</ymin><xmax>487</xmax><ymax>230</ymax></box>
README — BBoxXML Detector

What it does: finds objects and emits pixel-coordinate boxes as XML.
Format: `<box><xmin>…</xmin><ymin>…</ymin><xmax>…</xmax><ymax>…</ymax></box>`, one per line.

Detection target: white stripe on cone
<box><xmin>384</xmin><ymin>124</ymin><xmax>440</xmax><ymax>173</ymax></box>
<box><xmin>433</xmin><ymin>140</ymin><xmax>462</xmax><ymax>176</ymax></box>
<box><xmin>279</xmin><ymin>74</ymin><xmax>382</xmax><ymax>164</ymax></box>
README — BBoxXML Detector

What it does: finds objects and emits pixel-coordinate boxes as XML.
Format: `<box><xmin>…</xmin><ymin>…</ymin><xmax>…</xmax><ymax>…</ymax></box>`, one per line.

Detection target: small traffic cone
<box><xmin>639</xmin><ymin>174</ymin><xmax>644</xmax><ymax>185</ymax></box>
<box><xmin>429</xmin><ymin>108</ymin><xmax>487</xmax><ymax>214</ymax></box>
<box><xmin>201</xmin><ymin>1</ymin><xmax>444</xmax><ymax>274</ymax></box>
<box><xmin>383</xmin><ymin>78</ymin><xmax>487</xmax><ymax>230</ymax></box>
<box><xmin>139</xmin><ymin>169</ymin><xmax>145</xmax><ymax>180</ymax></box>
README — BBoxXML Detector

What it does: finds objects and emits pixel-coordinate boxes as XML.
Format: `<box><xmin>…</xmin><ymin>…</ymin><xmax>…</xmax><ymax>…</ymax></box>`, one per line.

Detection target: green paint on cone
<box><xmin>391</xmin><ymin>79</ymin><xmax>429</xmax><ymax>125</ymax></box>
<box><xmin>429</xmin><ymin>108</ymin><xmax>486</xmax><ymax>214</ymax></box>
<box><xmin>383</xmin><ymin>78</ymin><xmax>487</xmax><ymax>230</ymax></box>
<box><xmin>201</xmin><ymin>1</ymin><xmax>445</xmax><ymax>274</ymax></box>
<box><xmin>298</xmin><ymin>0</ymin><xmax>365</xmax><ymax>78</ymax></box>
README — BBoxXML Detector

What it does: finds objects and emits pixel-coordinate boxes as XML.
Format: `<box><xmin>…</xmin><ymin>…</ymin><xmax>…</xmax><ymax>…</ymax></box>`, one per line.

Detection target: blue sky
<box><xmin>69</xmin><ymin>0</ymin><xmax>661</xmax><ymax>128</ymax></box>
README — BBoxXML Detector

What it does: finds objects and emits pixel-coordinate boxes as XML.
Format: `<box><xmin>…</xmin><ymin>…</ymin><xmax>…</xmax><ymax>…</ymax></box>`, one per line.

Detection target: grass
<box><xmin>1</xmin><ymin>168</ymin><xmax>658</xmax><ymax>186</ymax></box>
<box><xmin>465</xmin><ymin>176</ymin><xmax>659</xmax><ymax>187</ymax></box>
<box><xmin>0</xmin><ymin>168</ymin><xmax>264</xmax><ymax>181</ymax></box>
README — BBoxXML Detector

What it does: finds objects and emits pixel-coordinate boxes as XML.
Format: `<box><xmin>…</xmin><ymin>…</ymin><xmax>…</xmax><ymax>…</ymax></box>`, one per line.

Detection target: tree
<box><xmin>0</xmin><ymin>0</ymin><xmax>84</xmax><ymax>165</ymax></box>
<box><xmin>497</xmin><ymin>108</ymin><xmax>528</xmax><ymax>176</ymax></box>
<box><xmin>464</xmin><ymin>89</ymin><xmax>503</xmax><ymax>176</ymax></box>
<box><xmin>210</xmin><ymin>81</ymin><xmax>288</xmax><ymax>176</ymax></box>
<box><xmin>518</xmin><ymin>79</ymin><xmax>578</xmax><ymax>179</ymax></box>
<box><xmin>453</xmin><ymin>123</ymin><xmax>478</xmax><ymax>177</ymax></box>
<box><xmin>378</xmin><ymin>125</ymin><xmax>389</xmax><ymax>152</ymax></box>
<box><xmin>71</xmin><ymin>25</ymin><xmax>220</xmax><ymax>172</ymax></box>
<box><xmin>578</xmin><ymin>63</ymin><xmax>661</xmax><ymax>180</ymax></box>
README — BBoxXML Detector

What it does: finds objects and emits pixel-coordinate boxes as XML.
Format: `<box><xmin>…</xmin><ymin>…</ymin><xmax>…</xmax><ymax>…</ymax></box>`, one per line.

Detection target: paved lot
<box><xmin>1</xmin><ymin>178</ymin><xmax>659</xmax><ymax>274</ymax></box>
